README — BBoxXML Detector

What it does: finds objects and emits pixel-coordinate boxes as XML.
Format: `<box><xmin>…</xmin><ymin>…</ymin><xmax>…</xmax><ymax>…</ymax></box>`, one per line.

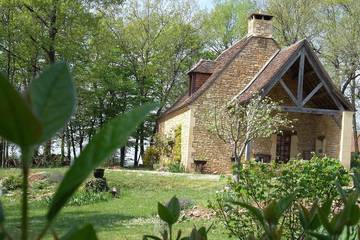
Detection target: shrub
<box><xmin>143</xmin><ymin>146</ymin><xmax>160</xmax><ymax>168</ymax></box>
<box><xmin>67</xmin><ymin>191</ymin><xmax>111</xmax><ymax>206</ymax></box>
<box><xmin>210</xmin><ymin>156</ymin><xmax>350</xmax><ymax>239</ymax></box>
<box><xmin>172</xmin><ymin>125</ymin><xmax>182</xmax><ymax>162</ymax></box>
<box><xmin>351</xmin><ymin>153</ymin><xmax>360</xmax><ymax>169</ymax></box>
<box><xmin>168</xmin><ymin>161</ymin><xmax>185</xmax><ymax>173</ymax></box>
<box><xmin>84</xmin><ymin>178</ymin><xmax>109</xmax><ymax>192</ymax></box>
<box><xmin>1</xmin><ymin>175</ymin><xmax>22</xmax><ymax>192</ymax></box>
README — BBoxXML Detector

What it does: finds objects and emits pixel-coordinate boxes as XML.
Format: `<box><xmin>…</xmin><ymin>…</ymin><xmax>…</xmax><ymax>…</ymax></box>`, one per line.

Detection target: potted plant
<box><xmin>93</xmin><ymin>168</ymin><xmax>105</xmax><ymax>178</ymax></box>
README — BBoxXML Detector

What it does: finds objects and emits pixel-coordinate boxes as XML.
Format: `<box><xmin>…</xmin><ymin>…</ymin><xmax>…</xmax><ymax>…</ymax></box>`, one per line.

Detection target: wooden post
<box><xmin>297</xmin><ymin>51</ymin><xmax>305</xmax><ymax>106</ymax></box>
<box><xmin>339</xmin><ymin>111</ymin><xmax>354</xmax><ymax>169</ymax></box>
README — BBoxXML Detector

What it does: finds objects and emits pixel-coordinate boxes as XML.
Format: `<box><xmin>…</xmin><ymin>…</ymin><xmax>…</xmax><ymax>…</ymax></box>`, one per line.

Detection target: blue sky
<box><xmin>197</xmin><ymin>0</ymin><xmax>266</xmax><ymax>10</ymax></box>
<box><xmin>198</xmin><ymin>0</ymin><xmax>214</xmax><ymax>9</ymax></box>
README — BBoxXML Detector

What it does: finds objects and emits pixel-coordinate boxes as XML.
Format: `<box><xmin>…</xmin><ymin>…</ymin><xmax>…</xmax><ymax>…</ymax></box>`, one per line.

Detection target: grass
<box><xmin>0</xmin><ymin>168</ymin><xmax>229</xmax><ymax>239</ymax></box>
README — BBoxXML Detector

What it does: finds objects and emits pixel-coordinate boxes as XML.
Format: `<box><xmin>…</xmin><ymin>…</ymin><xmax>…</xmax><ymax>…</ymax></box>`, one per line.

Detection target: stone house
<box><xmin>157</xmin><ymin>13</ymin><xmax>354</xmax><ymax>173</ymax></box>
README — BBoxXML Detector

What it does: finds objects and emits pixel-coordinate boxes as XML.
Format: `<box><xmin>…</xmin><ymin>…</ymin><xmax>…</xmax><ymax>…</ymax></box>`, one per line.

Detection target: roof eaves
<box><xmin>302</xmin><ymin>40</ymin><xmax>354</xmax><ymax>111</ymax></box>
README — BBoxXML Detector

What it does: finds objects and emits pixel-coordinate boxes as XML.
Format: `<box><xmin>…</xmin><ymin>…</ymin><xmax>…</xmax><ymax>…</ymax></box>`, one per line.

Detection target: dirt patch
<box><xmin>28</xmin><ymin>172</ymin><xmax>49</xmax><ymax>182</ymax></box>
<box><xmin>180</xmin><ymin>205</ymin><xmax>216</xmax><ymax>221</ymax></box>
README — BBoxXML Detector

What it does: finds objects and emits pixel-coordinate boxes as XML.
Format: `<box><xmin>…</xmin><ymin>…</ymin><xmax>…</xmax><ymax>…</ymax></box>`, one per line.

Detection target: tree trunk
<box><xmin>120</xmin><ymin>146</ymin><xmax>126</xmax><ymax>167</ymax></box>
<box><xmin>69</xmin><ymin>123</ymin><xmax>77</xmax><ymax>160</ymax></box>
<box><xmin>66</xmin><ymin>125</ymin><xmax>71</xmax><ymax>164</ymax></box>
<box><xmin>0</xmin><ymin>139</ymin><xmax>3</xmax><ymax>168</ymax></box>
<box><xmin>60</xmin><ymin>130</ymin><xmax>65</xmax><ymax>164</ymax></box>
<box><xmin>44</xmin><ymin>140</ymin><xmax>52</xmax><ymax>165</ymax></box>
<box><xmin>134</xmin><ymin>136</ymin><xmax>139</xmax><ymax>167</ymax></box>
<box><xmin>233</xmin><ymin>142</ymin><xmax>247</xmax><ymax>182</ymax></box>
<box><xmin>43</xmin><ymin>0</ymin><xmax>58</xmax><ymax>164</ymax></box>
<box><xmin>140</xmin><ymin>123</ymin><xmax>145</xmax><ymax>161</ymax></box>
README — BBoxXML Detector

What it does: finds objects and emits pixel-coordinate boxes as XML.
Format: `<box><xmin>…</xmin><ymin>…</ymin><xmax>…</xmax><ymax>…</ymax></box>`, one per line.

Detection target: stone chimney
<box><xmin>247</xmin><ymin>13</ymin><xmax>273</xmax><ymax>38</ymax></box>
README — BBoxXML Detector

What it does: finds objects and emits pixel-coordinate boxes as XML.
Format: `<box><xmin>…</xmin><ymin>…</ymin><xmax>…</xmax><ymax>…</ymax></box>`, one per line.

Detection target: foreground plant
<box><xmin>230</xmin><ymin>171</ymin><xmax>360</xmax><ymax>240</ymax></box>
<box><xmin>210</xmin><ymin>157</ymin><xmax>350</xmax><ymax>239</ymax></box>
<box><xmin>143</xmin><ymin>196</ymin><xmax>211</xmax><ymax>240</ymax></box>
<box><xmin>0</xmin><ymin>62</ymin><xmax>156</xmax><ymax>239</ymax></box>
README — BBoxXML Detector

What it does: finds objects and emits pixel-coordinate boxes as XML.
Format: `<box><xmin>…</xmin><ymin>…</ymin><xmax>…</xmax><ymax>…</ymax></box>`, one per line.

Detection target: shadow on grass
<box><xmin>4</xmin><ymin>209</ymin><xmax>137</xmax><ymax>238</ymax></box>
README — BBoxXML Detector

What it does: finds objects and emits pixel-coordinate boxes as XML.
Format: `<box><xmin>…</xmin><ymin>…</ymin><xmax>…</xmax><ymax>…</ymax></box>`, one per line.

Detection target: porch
<box><xmin>249</xmin><ymin>46</ymin><xmax>354</xmax><ymax>168</ymax></box>
<box><xmin>250</xmin><ymin>111</ymin><xmax>352</xmax><ymax>168</ymax></box>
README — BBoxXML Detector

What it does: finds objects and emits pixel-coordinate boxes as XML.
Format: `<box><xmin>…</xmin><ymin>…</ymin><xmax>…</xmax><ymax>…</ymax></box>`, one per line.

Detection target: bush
<box><xmin>1</xmin><ymin>175</ymin><xmax>22</xmax><ymax>192</ymax></box>
<box><xmin>67</xmin><ymin>191</ymin><xmax>112</xmax><ymax>206</ymax></box>
<box><xmin>351</xmin><ymin>153</ymin><xmax>360</xmax><ymax>168</ymax></box>
<box><xmin>168</xmin><ymin>161</ymin><xmax>185</xmax><ymax>173</ymax></box>
<box><xmin>172</xmin><ymin>126</ymin><xmax>181</xmax><ymax>162</ymax></box>
<box><xmin>210</xmin><ymin>156</ymin><xmax>350</xmax><ymax>239</ymax></box>
<box><xmin>143</xmin><ymin>146</ymin><xmax>160</xmax><ymax>168</ymax></box>
<box><xmin>84</xmin><ymin>178</ymin><xmax>109</xmax><ymax>192</ymax></box>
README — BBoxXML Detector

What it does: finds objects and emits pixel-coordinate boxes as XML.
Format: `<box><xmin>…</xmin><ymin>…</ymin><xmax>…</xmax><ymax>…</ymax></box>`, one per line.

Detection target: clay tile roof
<box><xmin>188</xmin><ymin>59</ymin><xmax>215</xmax><ymax>74</ymax></box>
<box><xmin>236</xmin><ymin>40</ymin><xmax>304</xmax><ymax>102</ymax></box>
<box><xmin>160</xmin><ymin>36</ymin><xmax>251</xmax><ymax>117</ymax></box>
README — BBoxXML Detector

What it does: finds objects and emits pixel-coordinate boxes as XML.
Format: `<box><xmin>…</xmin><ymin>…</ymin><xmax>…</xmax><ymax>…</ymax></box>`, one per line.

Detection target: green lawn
<box><xmin>0</xmin><ymin>168</ymin><xmax>229</xmax><ymax>239</ymax></box>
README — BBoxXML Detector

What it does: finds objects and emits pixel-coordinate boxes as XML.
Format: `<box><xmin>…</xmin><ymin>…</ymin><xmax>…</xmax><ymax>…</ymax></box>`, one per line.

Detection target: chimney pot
<box><xmin>247</xmin><ymin>13</ymin><xmax>273</xmax><ymax>38</ymax></box>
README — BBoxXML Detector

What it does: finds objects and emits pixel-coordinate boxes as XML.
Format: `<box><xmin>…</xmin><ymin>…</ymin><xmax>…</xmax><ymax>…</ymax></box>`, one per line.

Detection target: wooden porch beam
<box><xmin>304</xmin><ymin>51</ymin><xmax>344</xmax><ymax>111</ymax></box>
<box><xmin>281</xmin><ymin>106</ymin><xmax>340</xmax><ymax>115</ymax></box>
<box><xmin>279</xmin><ymin>79</ymin><xmax>297</xmax><ymax>105</ymax></box>
<box><xmin>262</xmin><ymin>51</ymin><xmax>302</xmax><ymax>97</ymax></box>
<box><xmin>302</xmin><ymin>82</ymin><xmax>323</xmax><ymax>106</ymax></box>
<box><xmin>297</xmin><ymin>50</ymin><xmax>305</xmax><ymax>106</ymax></box>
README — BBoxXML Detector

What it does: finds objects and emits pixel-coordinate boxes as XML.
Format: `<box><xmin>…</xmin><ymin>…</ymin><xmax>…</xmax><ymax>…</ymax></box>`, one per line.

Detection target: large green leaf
<box><xmin>158</xmin><ymin>202</ymin><xmax>176</xmax><ymax>225</ymax></box>
<box><xmin>47</xmin><ymin>103</ymin><xmax>157</xmax><ymax>221</ymax></box>
<box><xmin>61</xmin><ymin>224</ymin><xmax>97</xmax><ymax>240</ymax></box>
<box><xmin>0</xmin><ymin>73</ymin><xmax>42</xmax><ymax>146</ymax></box>
<box><xmin>166</xmin><ymin>196</ymin><xmax>180</xmax><ymax>223</ymax></box>
<box><xmin>29</xmin><ymin>62</ymin><xmax>75</xmax><ymax>143</ymax></box>
<box><xmin>157</xmin><ymin>196</ymin><xmax>181</xmax><ymax>226</ymax></box>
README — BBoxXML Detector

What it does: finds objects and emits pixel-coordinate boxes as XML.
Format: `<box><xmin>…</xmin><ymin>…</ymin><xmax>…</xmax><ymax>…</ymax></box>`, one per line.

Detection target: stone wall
<box><xmin>190</xmin><ymin>37</ymin><xmax>280</xmax><ymax>173</ymax></box>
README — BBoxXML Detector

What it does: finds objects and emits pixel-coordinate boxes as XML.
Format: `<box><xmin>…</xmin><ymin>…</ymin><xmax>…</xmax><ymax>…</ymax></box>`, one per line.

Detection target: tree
<box><xmin>267</xmin><ymin>0</ymin><xmax>322</xmax><ymax>50</ymax></box>
<box><xmin>202</xmin><ymin>0</ymin><xmax>255</xmax><ymax>55</ymax></box>
<box><xmin>113</xmin><ymin>0</ymin><xmax>204</xmax><ymax>165</ymax></box>
<box><xmin>208</xmin><ymin>95</ymin><xmax>292</xmax><ymax>181</ymax></box>
<box><xmin>319</xmin><ymin>0</ymin><xmax>360</xmax><ymax>155</ymax></box>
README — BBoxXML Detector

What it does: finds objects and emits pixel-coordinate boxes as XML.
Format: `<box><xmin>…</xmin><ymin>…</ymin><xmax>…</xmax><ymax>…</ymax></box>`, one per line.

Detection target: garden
<box><xmin>1</xmin><ymin>157</ymin><xmax>359</xmax><ymax>239</ymax></box>
<box><xmin>1</xmin><ymin>0</ymin><xmax>360</xmax><ymax>239</ymax></box>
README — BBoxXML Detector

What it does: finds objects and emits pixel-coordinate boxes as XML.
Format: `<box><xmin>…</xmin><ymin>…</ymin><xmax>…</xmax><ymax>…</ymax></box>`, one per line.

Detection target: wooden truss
<box><xmin>262</xmin><ymin>47</ymin><xmax>345</xmax><ymax>116</ymax></box>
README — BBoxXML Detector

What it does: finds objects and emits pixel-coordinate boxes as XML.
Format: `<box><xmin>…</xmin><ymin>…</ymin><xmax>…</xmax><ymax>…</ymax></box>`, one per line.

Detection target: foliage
<box><xmin>173</xmin><ymin>126</ymin><xmax>182</xmax><ymax>163</ymax></box>
<box><xmin>42</xmin><ymin>190</ymin><xmax>112</xmax><ymax>207</ymax></box>
<box><xmin>143</xmin><ymin>146</ymin><xmax>161</xmax><ymax>168</ymax></box>
<box><xmin>207</xmin><ymin>95</ymin><xmax>292</xmax><ymax>177</ymax></box>
<box><xmin>210</xmin><ymin>156</ymin><xmax>350</xmax><ymax>239</ymax></box>
<box><xmin>156</xmin><ymin>126</ymin><xmax>186</xmax><ymax>171</ymax></box>
<box><xmin>201</xmin><ymin>0</ymin><xmax>256</xmax><ymax>55</ymax></box>
<box><xmin>0</xmin><ymin>63</ymin><xmax>156</xmax><ymax>239</ymax></box>
<box><xmin>144</xmin><ymin>196</ymin><xmax>211</xmax><ymax>240</ymax></box>
<box><xmin>239</xmin><ymin>172</ymin><xmax>360</xmax><ymax>240</ymax></box>
<box><xmin>67</xmin><ymin>191</ymin><xmax>112</xmax><ymax>207</ymax></box>
<box><xmin>351</xmin><ymin>153</ymin><xmax>360</xmax><ymax>169</ymax></box>
<box><xmin>168</xmin><ymin>162</ymin><xmax>186</xmax><ymax>173</ymax></box>
<box><xmin>84</xmin><ymin>178</ymin><xmax>109</xmax><ymax>193</ymax></box>
<box><xmin>153</xmin><ymin>134</ymin><xmax>173</xmax><ymax>160</ymax></box>
<box><xmin>1</xmin><ymin>175</ymin><xmax>22</xmax><ymax>192</ymax></box>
